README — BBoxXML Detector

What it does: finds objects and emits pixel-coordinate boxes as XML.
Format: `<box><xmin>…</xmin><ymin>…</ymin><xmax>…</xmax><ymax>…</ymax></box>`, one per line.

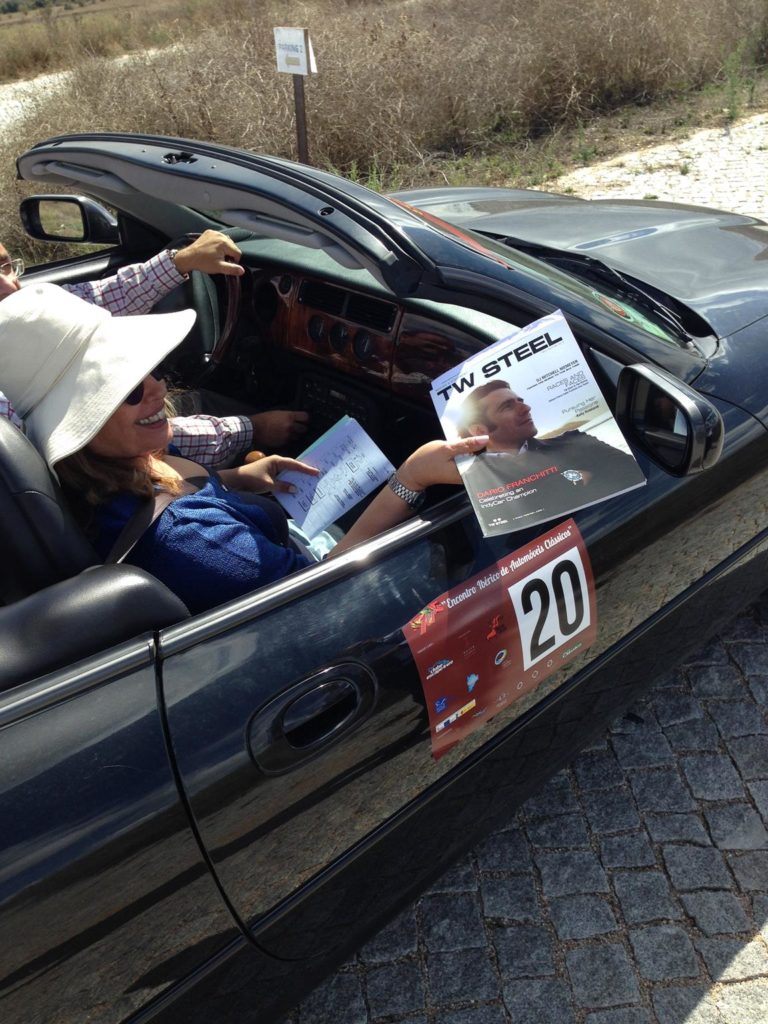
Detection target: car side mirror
<box><xmin>616</xmin><ymin>363</ymin><xmax>724</xmax><ymax>475</ymax></box>
<box><xmin>20</xmin><ymin>195</ymin><xmax>120</xmax><ymax>245</ymax></box>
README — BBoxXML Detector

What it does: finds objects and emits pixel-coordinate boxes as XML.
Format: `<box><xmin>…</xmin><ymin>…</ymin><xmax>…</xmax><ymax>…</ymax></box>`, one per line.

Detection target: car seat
<box><xmin>0</xmin><ymin>417</ymin><xmax>190</xmax><ymax>689</ymax></box>
<box><xmin>0</xmin><ymin>415</ymin><xmax>99</xmax><ymax>604</ymax></box>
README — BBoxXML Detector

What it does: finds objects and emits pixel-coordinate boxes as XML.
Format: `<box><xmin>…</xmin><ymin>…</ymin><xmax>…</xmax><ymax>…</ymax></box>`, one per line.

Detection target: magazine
<box><xmin>430</xmin><ymin>310</ymin><xmax>646</xmax><ymax>538</ymax></box>
<box><xmin>275</xmin><ymin>415</ymin><xmax>394</xmax><ymax>537</ymax></box>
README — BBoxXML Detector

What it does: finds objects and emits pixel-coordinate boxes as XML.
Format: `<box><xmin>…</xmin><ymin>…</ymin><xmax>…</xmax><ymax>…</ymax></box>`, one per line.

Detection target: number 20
<box><xmin>509</xmin><ymin>550</ymin><xmax>590</xmax><ymax>669</ymax></box>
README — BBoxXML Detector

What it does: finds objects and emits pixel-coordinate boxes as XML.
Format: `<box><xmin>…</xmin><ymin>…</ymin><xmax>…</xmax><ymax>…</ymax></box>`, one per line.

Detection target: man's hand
<box><xmin>249</xmin><ymin>410</ymin><xmax>309</xmax><ymax>449</ymax></box>
<box><xmin>173</xmin><ymin>230</ymin><xmax>245</xmax><ymax>277</ymax></box>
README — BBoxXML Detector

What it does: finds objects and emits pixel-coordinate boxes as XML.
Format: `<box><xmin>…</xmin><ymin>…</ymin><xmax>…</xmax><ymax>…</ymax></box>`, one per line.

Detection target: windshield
<box><xmin>391</xmin><ymin>198</ymin><xmax>684</xmax><ymax>346</ymax></box>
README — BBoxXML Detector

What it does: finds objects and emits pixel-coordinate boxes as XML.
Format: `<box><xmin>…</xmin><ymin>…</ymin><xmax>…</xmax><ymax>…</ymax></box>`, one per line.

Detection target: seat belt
<box><xmin>105</xmin><ymin>492</ymin><xmax>177</xmax><ymax>564</ymax></box>
<box><xmin>105</xmin><ymin>476</ymin><xmax>209</xmax><ymax>564</ymax></box>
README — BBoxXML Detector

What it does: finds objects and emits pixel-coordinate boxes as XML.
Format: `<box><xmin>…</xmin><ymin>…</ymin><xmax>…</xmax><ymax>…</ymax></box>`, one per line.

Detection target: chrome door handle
<box><xmin>248</xmin><ymin>662</ymin><xmax>377</xmax><ymax>774</ymax></box>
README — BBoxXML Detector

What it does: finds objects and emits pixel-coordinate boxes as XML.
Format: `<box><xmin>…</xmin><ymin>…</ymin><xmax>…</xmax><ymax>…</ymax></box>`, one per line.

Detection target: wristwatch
<box><xmin>388</xmin><ymin>472</ymin><xmax>426</xmax><ymax>510</ymax></box>
<box><xmin>166</xmin><ymin>248</ymin><xmax>180</xmax><ymax>271</ymax></box>
<box><xmin>562</xmin><ymin>469</ymin><xmax>584</xmax><ymax>486</ymax></box>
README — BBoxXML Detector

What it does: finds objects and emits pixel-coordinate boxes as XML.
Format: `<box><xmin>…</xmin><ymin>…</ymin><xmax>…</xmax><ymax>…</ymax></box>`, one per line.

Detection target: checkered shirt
<box><xmin>171</xmin><ymin>414</ymin><xmax>253</xmax><ymax>467</ymax></box>
<box><xmin>64</xmin><ymin>250</ymin><xmax>184</xmax><ymax>315</ymax></box>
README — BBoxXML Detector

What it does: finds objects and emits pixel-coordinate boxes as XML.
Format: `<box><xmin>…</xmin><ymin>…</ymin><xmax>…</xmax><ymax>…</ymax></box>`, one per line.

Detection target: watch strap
<box><xmin>388</xmin><ymin>472</ymin><xmax>425</xmax><ymax>510</ymax></box>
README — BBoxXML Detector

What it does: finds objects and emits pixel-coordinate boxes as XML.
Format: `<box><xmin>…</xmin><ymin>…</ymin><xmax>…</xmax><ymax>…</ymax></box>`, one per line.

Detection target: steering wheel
<box><xmin>152</xmin><ymin>229</ymin><xmax>248</xmax><ymax>387</ymax></box>
<box><xmin>181</xmin><ymin>268</ymin><xmax>242</xmax><ymax>384</ymax></box>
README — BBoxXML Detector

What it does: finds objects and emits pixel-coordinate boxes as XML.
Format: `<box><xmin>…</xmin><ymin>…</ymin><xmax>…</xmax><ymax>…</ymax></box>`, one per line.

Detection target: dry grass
<box><xmin>0</xmin><ymin>0</ymin><xmax>178</xmax><ymax>80</ymax></box>
<box><xmin>2</xmin><ymin>0</ymin><xmax>768</xmax><ymax>257</ymax></box>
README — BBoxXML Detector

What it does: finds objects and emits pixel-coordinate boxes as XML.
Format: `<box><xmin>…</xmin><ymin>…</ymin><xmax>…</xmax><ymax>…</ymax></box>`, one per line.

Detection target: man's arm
<box><xmin>64</xmin><ymin>251</ymin><xmax>184</xmax><ymax>315</ymax></box>
<box><xmin>578</xmin><ymin>433</ymin><xmax>643</xmax><ymax>477</ymax></box>
<box><xmin>171</xmin><ymin>414</ymin><xmax>253</xmax><ymax>468</ymax></box>
<box><xmin>63</xmin><ymin>230</ymin><xmax>244</xmax><ymax>316</ymax></box>
<box><xmin>561</xmin><ymin>432</ymin><xmax>645</xmax><ymax>496</ymax></box>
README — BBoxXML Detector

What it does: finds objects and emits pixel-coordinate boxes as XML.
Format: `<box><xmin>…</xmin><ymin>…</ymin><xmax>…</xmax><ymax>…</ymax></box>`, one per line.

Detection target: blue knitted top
<box><xmin>93</xmin><ymin>474</ymin><xmax>310</xmax><ymax>615</ymax></box>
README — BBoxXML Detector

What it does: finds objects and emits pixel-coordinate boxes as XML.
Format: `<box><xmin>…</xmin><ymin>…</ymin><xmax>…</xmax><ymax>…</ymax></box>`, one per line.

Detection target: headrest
<box><xmin>0</xmin><ymin>416</ymin><xmax>98</xmax><ymax>603</ymax></box>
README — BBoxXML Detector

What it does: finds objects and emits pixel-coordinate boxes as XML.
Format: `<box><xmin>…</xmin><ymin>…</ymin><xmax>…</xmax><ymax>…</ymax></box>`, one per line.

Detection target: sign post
<box><xmin>273</xmin><ymin>27</ymin><xmax>317</xmax><ymax>165</ymax></box>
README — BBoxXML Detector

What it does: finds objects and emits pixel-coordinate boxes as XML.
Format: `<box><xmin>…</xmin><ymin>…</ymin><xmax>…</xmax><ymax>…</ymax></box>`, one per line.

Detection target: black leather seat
<box><xmin>0</xmin><ymin>416</ymin><xmax>190</xmax><ymax>689</ymax></box>
<box><xmin>0</xmin><ymin>416</ymin><xmax>98</xmax><ymax>604</ymax></box>
<box><xmin>0</xmin><ymin>565</ymin><xmax>190</xmax><ymax>691</ymax></box>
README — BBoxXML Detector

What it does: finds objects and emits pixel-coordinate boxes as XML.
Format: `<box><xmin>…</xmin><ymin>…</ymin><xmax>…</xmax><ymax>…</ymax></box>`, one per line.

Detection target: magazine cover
<box><xmin>430</xmin><ymin>310</ymin><xmax>646</xmax><ymax>538</ymax></box>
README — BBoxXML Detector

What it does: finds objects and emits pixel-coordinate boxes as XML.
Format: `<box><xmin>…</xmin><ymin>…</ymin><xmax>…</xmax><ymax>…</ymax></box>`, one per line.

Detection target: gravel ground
<box><xmin>543</xmin><ymin>112</ymin><xmax>768</xmax><ymax>220</ymax></box>
<box><xmin>289</xmin><ymin>110</ymin><xmax>768</xmax><ymax>1024</ymax></box>
<box><xmin>0</xmin><ymin>70</ymin><xmax>70</xmax><ymax>129</ymax></box>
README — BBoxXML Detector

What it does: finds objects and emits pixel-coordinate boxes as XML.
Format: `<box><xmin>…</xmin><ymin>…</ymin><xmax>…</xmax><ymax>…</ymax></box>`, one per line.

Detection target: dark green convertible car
<box><xmin>1</xmin><ymin>133</ymin><xmax>766</xmax><ymax>1023</ymax></box>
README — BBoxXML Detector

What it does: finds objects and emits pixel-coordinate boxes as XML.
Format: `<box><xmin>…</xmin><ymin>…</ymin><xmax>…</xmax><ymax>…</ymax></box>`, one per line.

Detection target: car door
<box><xmin>155</xmin><ymin>319</ymin><xmax>768</xmax><ymax>966</ymax></box>
<box><xmin>0</xmin><ymin>629</ymin><xmax>246</xmax><ymax>1024</ymax></box>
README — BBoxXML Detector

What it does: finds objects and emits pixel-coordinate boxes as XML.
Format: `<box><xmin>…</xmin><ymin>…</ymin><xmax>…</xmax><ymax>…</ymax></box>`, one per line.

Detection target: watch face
<box><xmin>562</xmin><ymin>469</ymin><xmax>583</xmax><ymax>484</ymax></box>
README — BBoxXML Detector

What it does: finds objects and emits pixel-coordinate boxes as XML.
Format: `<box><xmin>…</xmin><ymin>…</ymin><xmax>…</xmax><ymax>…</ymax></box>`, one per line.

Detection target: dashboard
<box><xmin>248</xmin><ymin>269</ymin><xmax>500</xmax><ymax>402</ymax></box>
<box><xmin>229</xmin><ymin>267</ymin><xmax>508</xmax><ymax>457</ymax></box>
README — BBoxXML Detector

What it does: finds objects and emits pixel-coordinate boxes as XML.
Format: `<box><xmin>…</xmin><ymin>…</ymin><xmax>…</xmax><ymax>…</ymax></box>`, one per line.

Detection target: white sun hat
<box><xmin>0</xmin><ymin>283</ymin><xmax>195</xmax><ymax>468</ymax></box>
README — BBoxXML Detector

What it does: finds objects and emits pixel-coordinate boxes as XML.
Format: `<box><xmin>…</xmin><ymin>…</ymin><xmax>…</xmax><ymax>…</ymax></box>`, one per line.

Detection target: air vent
<box><xmin>299</xmin><ymin>280</ymin><xmax>398</xmax><ymax>333</ymax></box>
<box><xmin>298</xmin><ymin>281</ymin><xmax>346</xmax><ymax>315</ymax></box>
<box><xmin>346</xmin><ymin>295</ymin><xmax>397</xmax><ymax>333</ymax></box>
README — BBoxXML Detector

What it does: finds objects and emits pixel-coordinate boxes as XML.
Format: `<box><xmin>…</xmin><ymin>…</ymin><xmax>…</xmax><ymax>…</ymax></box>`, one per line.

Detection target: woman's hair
<box><xmin>57</xmin><ymin>395</ymin><xmax>182</xmax><ymax>531</ymax></box>
<box><xmin>57</xmin><ymin>448</ymin><xmax>183</xmax><ymax>506</ymax></box>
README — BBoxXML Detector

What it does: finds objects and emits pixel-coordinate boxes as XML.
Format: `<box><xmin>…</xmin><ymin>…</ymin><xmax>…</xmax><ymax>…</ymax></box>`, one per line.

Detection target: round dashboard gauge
<box><xmin>329</xmin><ymin>322</ymin><xmax>349</xmax><ymax>353</ymax></box>
<box><xmin>353</xmin><ymin>329</ymin><xmax>374</xmax><ymax>361</ymax></box>
<box><xmin>308</xmin><ymin>315</ymin><xmax>326</xmax><ymax>344</ymax></box>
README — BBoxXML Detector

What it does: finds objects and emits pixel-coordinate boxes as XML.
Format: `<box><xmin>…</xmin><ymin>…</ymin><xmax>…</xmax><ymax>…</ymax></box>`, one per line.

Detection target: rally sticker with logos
<box><xmin>404</xmin><ymin>518</ymin><xmax>596</xmax><ymax>758</ymax></box>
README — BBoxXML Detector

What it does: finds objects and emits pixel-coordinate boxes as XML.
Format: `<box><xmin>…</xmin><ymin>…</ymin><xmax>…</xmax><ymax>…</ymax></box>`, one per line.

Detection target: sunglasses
<box><xmin>123</xmin><ymin>371</ymin><xmax>164</xmax><ymax>406</ymax></box>
<box><xmin>0</xmin><ymin>257</ymin><xmax>24</xmax><ymax>278</ymax></box>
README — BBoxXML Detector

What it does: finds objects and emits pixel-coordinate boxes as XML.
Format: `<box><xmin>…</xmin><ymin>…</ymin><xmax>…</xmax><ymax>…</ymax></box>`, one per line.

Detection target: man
<box><xmin>0</xmin><ymin>233</ymin><xmax>308</xmax><ymax>465</ymax></box>
<box><xmin>456</xmin><ymin>380</ymin><xmax>644</xmax><ymax>531</ymax></box>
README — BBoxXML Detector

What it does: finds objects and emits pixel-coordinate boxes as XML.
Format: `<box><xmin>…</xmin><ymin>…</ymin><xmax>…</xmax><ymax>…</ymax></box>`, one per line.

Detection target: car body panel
<box><xmin>392</xmin><ymin>186</ymin><xmax>768</xmax><ymax>339</ymax></box>
<box><xmin>0</xmin><ymin>641</ymin><xmax>241</xmax><ymax>1024</ymax></box>
<box><xmin>694</xmin><ymin>317</ymin><xmax>768</xmax><ymax>428</ymax></box>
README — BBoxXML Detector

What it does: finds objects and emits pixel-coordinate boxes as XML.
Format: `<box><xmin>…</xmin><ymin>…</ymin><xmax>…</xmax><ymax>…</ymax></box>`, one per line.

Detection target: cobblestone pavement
<box><xmin>294</xmin><ymin>600</ymin><xmax>768</xmax><ymax>1024</ymax></box>
<box><xmin>287</xmin><ymin>110</ymin><xmax>768</xmax><ymax>1024</ymax></box>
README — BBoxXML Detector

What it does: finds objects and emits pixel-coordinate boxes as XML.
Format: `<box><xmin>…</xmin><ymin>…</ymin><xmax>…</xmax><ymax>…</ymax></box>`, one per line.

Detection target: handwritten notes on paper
<box><xmin>275</xmin><ymin>416</ymin><xmax>395</xmax><ymax>537</ymax></box>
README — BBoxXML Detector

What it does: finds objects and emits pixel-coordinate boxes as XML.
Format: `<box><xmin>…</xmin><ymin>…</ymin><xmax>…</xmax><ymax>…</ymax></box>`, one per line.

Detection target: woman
<box><xmin>0</xmin><ymin>284</ymin><xmax>487</xmax><ymax>615</ymax></box>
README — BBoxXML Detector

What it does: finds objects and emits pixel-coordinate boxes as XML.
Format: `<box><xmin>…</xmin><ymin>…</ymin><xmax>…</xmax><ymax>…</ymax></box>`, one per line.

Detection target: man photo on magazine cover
<box><xmin>456</xmin><ymin>380</ymin><xmax>644</xmax><ymax>530</ymax></box>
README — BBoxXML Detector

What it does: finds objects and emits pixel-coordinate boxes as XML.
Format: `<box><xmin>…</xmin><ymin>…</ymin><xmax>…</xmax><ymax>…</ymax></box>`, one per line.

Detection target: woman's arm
<box><xmin>328</xmin><ymin>436</ymin><xmax>488</xmax><ymax>559</ymax></box>
<box><xmin>218</xmin><ymin>454</ymin><xmax>319</xmax><ymax>493</ymax></box>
